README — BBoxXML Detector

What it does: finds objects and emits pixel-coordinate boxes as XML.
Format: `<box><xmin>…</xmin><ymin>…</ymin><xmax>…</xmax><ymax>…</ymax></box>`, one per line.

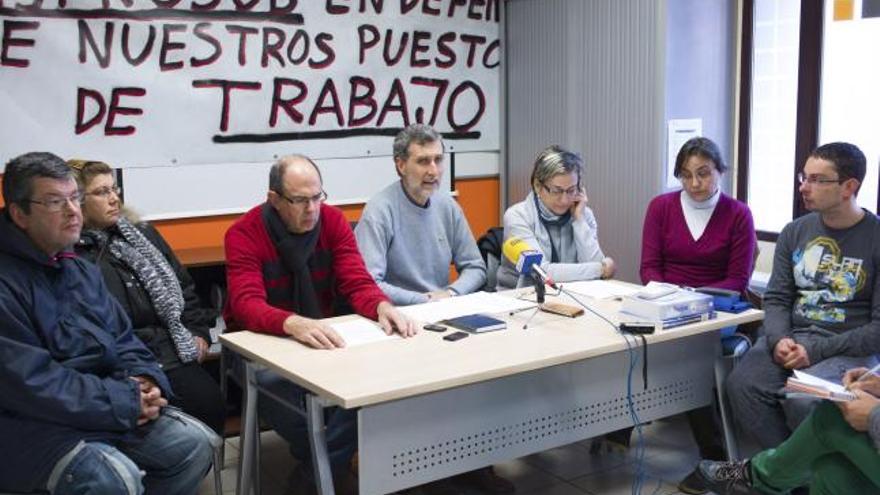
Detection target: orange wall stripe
<box><xmin>0</xmin><ymin>173</ymin><xmax>499</xmax><ymax>256</ymax></box>
<box><xmin>152</xmin><ymin>214</ymin><xmax>241</xmax><ymax>251</ymax></box>
<box><xmin>153</xmin><ymin>176</ymin><xmax>500</xmax><ymax>255</ymax></box>
<box><xmin>454</xmin><ymin>176</ymin><xmax>502</xmax><ymax>239</ymax></box>
<box><xmin>1</xmin><ymin>172</ymin><xmax>497</xmax><ymax>281</ymax></box>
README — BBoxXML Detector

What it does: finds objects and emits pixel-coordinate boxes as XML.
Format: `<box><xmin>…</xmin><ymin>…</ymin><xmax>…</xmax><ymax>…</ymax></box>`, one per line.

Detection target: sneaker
<box><xmin>677</xmin><ymin>467</ymin><xmax>708</xmax><ymax>494</ymax></box>
<box><xmin>696</xmin><ymin>459</ymin><xmax>759</xmax><ymax>495</ymax></box>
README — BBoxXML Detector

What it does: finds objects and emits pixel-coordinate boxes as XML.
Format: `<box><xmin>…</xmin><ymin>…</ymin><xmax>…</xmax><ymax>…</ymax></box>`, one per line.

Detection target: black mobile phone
<box><xmin>423</xmin><ymin>323</ymin><xmax>447</xmax><ymax>332</ymax></box>
<box><xmin>443</xmin><ymin>331</ymin><xmax>469</xmax><ymax>342</ymax></box>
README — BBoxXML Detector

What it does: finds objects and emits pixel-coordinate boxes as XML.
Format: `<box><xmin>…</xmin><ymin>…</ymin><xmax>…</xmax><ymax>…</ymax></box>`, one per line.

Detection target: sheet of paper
<box><xmin>792</xmin><ymin>370</ymin><xmax>849</xmax><ymax>394</ymax></box>
<box><xmin>399</xmin><ymin>291</ymin><xmax>536</xmax><ymax>323</ymax></box>
<box><xmin>561</xmin><ymin>280</ymin><xmax>642</xmax><ymax>300</ymax></box>
<box><xmin>331</xmin><ymin>319</ymin><xmax>398</xmax><ymax>348</ymax></box>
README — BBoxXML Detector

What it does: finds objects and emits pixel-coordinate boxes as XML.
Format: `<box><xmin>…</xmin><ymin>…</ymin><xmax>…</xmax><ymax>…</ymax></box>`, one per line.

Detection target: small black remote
<box><xmin>619</xmin><ymin>323</ymin><xmax>656</xmax><ymax>334</ymax></box>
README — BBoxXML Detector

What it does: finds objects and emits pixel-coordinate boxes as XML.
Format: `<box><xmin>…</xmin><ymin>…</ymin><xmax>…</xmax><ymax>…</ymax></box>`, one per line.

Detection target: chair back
<box><xmin>476</xmin><ymin>227</ymin><xmax>504</xmax><ymax>292</ymax></box>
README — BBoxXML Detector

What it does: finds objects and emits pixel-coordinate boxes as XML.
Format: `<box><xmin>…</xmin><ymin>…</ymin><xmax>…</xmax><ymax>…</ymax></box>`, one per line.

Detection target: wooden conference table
<box><xmin>221</xmin><ymin>288</ymin><xmax>763</xmax><ymax>495</ymax></box>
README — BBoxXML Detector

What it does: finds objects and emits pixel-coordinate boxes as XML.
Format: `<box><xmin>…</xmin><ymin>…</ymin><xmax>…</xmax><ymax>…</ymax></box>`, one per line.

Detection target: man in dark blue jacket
<box><xmin>0</xmin><ymin>152</ymin><xmax>215</xmax><ymax>495</ymax></box>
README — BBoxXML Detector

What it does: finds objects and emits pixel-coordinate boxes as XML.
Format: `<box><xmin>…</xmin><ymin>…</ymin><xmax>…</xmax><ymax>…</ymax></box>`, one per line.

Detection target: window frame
<box><xmin>737</xmin><ymin>0</ymin><xmax>824</xmax><ymax>242</ymax></box>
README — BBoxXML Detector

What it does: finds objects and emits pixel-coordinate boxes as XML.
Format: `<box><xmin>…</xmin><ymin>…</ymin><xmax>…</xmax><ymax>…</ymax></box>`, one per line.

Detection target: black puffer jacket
<box><xmin>76</xmin><ymin>222</ymin><xmax>217</xmax><ymax>370</ymax></box>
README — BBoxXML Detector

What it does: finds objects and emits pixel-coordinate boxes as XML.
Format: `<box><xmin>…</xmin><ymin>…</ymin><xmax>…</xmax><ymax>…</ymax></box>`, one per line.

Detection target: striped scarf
<box><xmin>84</xmin><ymin>218</ymin><xmax>198</xmax><ymax>363</ymax></box>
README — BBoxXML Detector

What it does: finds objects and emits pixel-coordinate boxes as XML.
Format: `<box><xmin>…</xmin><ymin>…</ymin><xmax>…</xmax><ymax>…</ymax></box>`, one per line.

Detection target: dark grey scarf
<box><xmin>83</xmin><ymin>218</ymin><xmax>198</xmax><ymax>363</ymax></box>
<box><xmin>534</xmin><ymin>193</ymin><xmax>571</xmax><ymax>263</ymax></box>
<box><xmin>261</xmin><ymin>203</ymin><xmax>322</xmax><ymax>318</ymax></box>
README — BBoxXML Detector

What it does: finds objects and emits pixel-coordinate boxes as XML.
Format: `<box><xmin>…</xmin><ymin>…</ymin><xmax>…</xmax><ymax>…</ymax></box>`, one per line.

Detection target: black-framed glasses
<box><xmin>27</xmin><ymin>192</ymin><xmax>85</xmax><ymax>212</ymax></box>
<box><xmin>277</xmin><ymin>190</ymin><xmax>328</xmax><ymax>207</ymax></box>
<box><xmin>85</xmin><ymin>186</ymin><xmax>122</xmax><ymax>199</ymax></box>
<box><xmin>797</xmin><ymin>172</ymin><xmax>847</xmax><ymax>186</ymax></box>
<box><xmin>541</xmin><ymin>184</ymin><xmax>579</xmax><ymax>198</ymax></box>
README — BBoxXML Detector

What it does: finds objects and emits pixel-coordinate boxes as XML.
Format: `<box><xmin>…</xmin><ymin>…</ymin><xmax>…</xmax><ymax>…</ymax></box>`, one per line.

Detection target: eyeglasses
<box><xmin>277</xmin><ymin>190</ymin><xmax>328</xmax><ymax>207</ymax></box>
<box><xmin>27</xmin><ymin>192</ymin><xmax>84</xmax><ymax>212</ymax></box>
<box><xmin>86</xmin><ymin>186</ymin><xmax>121</xmax><ymax>199</ymax></box>
<box><xmin>541</xmin><ymin>184</ymin><xmax>580</xmax><ymax>198</ymax></box>
<box><xmin>797</xmin><ymin>173</ymin><xmax>847</xmax><ymax>186</ymax></box>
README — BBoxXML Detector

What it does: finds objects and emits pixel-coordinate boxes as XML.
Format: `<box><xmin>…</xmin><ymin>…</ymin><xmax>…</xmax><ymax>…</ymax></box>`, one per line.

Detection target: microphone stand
<box><xmin>508</xmin><ymin>270</ymin><xmax>556</xmax><ymax>329</ymax></box>
<box><xmin>520</xmin><ymin>272</ymin><xmax>545</xmax><ymax>329</ymax></box>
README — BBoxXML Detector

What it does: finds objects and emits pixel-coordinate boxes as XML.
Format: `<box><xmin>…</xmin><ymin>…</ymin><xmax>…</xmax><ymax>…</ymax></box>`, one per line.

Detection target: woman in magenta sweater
<box><xmin>640</xmin><ymin>137</ymin><xmax>756</xmax><ymax>494</ymax></box>
<box><xmin>641</xmin><ymin>137</ymin><xmax>756</xmax><ymax>292</ymax></box>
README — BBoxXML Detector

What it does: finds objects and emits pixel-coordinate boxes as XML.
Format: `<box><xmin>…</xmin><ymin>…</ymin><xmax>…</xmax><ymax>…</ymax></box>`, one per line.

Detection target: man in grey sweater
<box><xmin>727</xmin><ymin>142</ymin><xmax>880</xmax><ymax>451</ymax></box>
<box><xmin>355</xmin><ymin>124</ymin><xmax>487</xmax><ymax>306</ymax></box>
<box><xmin>355</xmin><ymin>125</ymin><xmax>516</xmax><ymax>493</ymax></box>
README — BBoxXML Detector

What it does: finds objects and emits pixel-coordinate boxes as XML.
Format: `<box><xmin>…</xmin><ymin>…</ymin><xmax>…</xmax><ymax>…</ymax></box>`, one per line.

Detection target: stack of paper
<box><xmin>620</xmin><ymin>288</ymin><xmax>713</xmax><ymax>321</ymax></box>
<box><xmin>561</xmin><ymin>280</ymin><xmax>641</xmax><ymax>300</ymax></box>
<box><xmin>330</xmin><ymin>319</ymin><xmax>398</xmax><ymax>348</ymax></box>
<box><xmin>785</xmin><ymin>370</ymin><xmax>856</xmax><ymax>402</ymax></box>
<box><xmin>633</xmin><ymin>281</ymin><xmax>679</xmax><ymax>299</ymax></box>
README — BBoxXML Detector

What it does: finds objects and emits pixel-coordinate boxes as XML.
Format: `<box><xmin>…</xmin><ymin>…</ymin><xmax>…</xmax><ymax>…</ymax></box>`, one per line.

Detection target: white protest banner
<box><xmin>0</xmin><ymin>0</ymin><xmax>500</xmax><ymax>169</ymax></box>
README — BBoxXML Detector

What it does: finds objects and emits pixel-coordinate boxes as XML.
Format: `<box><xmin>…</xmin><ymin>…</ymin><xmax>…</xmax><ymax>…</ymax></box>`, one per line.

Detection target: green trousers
<box><xmin>750</xmin><ymin>401</ymin><xmax>880</xmax><ymax>495</ymax></box>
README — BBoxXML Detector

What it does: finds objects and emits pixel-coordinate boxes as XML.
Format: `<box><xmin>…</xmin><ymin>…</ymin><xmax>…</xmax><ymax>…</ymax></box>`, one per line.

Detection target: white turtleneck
<box><xmin>680</xmin><ymin>189</ymin><xmax>720</xmax><ymax>241</ymax></box>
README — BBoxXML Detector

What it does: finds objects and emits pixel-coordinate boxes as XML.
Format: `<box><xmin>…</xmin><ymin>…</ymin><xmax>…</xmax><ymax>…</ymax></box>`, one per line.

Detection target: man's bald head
<box><xmin>269</xmin><ymin>155</ymin><xmax>323</xmax><ymax>193</ymax></box>
<box><xmin>267</xmin><ymin>155</ymin><xmax>325</xmax><ymax>234</ymax></box>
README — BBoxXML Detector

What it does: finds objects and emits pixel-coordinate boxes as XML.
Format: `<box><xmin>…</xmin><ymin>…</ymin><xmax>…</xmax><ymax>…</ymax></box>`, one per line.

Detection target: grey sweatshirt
<box><xmin>763</xmin><ymin>210</ymin><xmax>880</xmax><ymax>362</ymax></box>
<box><xmin>354</xmin><ymin>182</ymin><xmax>486</xmax><ymax>306</ymax></box>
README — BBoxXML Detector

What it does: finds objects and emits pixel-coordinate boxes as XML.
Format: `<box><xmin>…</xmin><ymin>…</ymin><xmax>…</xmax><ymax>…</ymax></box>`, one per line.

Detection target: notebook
<box><xmin>442</xmin><ymin>314</ymin><xmax>507</xmax><ymax>333</ymax></box>
<box><xmin>784</xmin><ymin>370</ymin><xmax>856</xmax><ymax>402</ymax></box>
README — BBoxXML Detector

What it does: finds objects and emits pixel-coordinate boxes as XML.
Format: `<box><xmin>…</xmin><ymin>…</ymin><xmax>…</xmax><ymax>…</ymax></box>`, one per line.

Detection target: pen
<box><xmin>849</xmin><ymin>362</ymin><xmax>880</xmax><ymax>389</ymax></box>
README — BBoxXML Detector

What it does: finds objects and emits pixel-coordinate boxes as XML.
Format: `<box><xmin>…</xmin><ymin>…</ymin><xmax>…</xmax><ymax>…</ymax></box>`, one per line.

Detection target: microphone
<box><xmin>501</xmin><ymin>237</ymin><xmax>558</xmax><ymax>290</ymax></box>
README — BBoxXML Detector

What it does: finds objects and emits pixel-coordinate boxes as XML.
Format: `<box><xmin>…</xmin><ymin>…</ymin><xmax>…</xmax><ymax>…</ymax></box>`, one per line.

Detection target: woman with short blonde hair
<box><xmin>496</xmin><ymin>145</ymin><xmax>614</xmax><ymax>289</ymax></box>
<box><xmin>69</xmin><ymin>159</ymin><xmax>225</xmax><ymax>435</ymax></box>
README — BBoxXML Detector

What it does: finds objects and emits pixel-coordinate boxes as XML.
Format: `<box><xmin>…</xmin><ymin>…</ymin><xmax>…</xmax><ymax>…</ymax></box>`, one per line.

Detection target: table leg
<box><xmin>237</xmin><ymin>360</ymin><xmax>259</xmax><ymax>495</ymax></box>
<box><xmin>715</xmin><ymin>355</ymin><xmax>740</xmax><ymax>460</ymax></box>
<box><xmin>306</xmin><ymin>393</ymin><xmax>336</xmax><ymax>495</ymax></box>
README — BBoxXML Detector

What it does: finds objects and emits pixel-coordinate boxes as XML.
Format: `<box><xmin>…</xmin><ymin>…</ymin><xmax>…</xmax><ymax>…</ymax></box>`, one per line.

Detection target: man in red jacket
<box><xmin>224</xmin><ymin>154</ymin><xmax>416</xmax><ymax>489</ymax></box>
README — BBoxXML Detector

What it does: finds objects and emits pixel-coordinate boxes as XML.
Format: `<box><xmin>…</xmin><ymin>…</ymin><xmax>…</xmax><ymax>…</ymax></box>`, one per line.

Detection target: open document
<box><xmin>399</xmin><ymin>291</ymin><xmax>536</xmax><ymax>323</ymax></box>
<box><xmin>784</xmin><ymin>370</ymin><xmax>856</xmax><ymax>402</ymax></box>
